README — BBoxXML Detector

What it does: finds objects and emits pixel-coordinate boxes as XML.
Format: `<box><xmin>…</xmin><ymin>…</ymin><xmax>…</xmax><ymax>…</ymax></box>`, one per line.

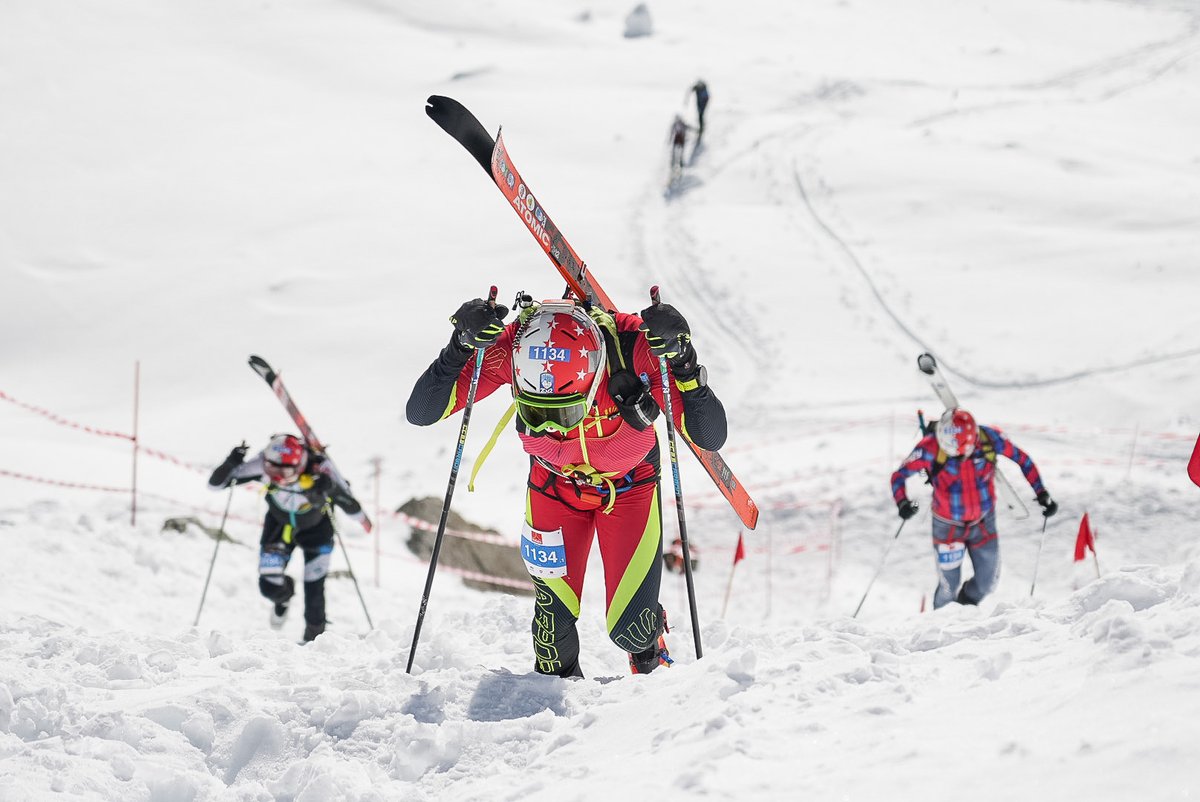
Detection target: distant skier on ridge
<box><xmin>891</xmin><ymin>408</ymin><xmax>1058</xmax><ymax>608</ymax></box>
<box><xmin>406</xmin><ymin>292</ymin><xmax>727</xmax><ymax>676</ymax></box>
<box><xmin>690</xmin><ymin>79</ymin><xmax>709</xmax><ymax>135</ymax></box>
<box><xmin>208</xmin><ymin>433</ymin><xmax>364</xmax><ymax>642</ymax></box>
<box><xmin>669</xmin><ymin>114</ymin><xmax>696</xmax><ymax>175</ymax></box>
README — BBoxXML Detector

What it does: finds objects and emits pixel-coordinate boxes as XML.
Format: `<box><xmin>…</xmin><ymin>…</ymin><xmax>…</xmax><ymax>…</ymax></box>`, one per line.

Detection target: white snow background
<box><xmin>3</xmin><ymin>0</ymin><xmax>1200</xmax><ymax>799</ymax></box>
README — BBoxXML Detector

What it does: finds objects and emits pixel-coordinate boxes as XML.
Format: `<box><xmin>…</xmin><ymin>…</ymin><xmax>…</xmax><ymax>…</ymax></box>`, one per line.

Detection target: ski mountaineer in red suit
<box><xmin>406</xmin><ymin>293</ymin><xmax>727</xmax><ymax>677</ymax></box>
<box><xmin>891</xmin><ymin>408</ymin><xmax>1058</xmax><ymax>609</ymax></box>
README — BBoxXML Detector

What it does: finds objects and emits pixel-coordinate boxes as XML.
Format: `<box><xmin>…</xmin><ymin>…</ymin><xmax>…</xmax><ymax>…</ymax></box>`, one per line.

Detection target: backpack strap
<box><xmin>589</xmin><ymin>307</ymin><xmax>627</xmax><ymax>373</ymax></box>
<box><xmin>977</xmin><ymin>428</ymin><xmax>996</xmax><ymax>463</ymax></box>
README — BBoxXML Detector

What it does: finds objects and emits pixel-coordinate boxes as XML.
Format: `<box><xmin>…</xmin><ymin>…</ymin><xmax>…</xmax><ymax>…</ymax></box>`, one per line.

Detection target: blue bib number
<box><xmin>936</xmin><ymin>541</ymin><xmax>966</xmax><ymax>570</ymax></box>
<box><xmin>259</xmin><ymin>551</ymin><xmax>287</xmax><ymax>575</ymax></box>
<box><xmin>520</xmin><ymin>523</ymin><xmax>567</xmax><ymax>578</ymax></box>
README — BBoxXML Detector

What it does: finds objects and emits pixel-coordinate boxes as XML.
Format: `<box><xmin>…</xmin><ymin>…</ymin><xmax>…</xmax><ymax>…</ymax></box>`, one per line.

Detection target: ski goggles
<box><xmin>515</xmin><ymin>392</ymin><xmax>590</xmax><ymax>434</ymax></box>
<box><xmin>264</xmin><ymin>462</ymin><xmax>302</xmax><ymax>484</ymax></box>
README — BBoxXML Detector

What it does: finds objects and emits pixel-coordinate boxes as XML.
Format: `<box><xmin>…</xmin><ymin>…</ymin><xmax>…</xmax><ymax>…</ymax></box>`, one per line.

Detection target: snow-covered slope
<box><xmin>3</xmin><ymin>0</ymin><xmax>1199</xmax><ymax>798</ymax></box>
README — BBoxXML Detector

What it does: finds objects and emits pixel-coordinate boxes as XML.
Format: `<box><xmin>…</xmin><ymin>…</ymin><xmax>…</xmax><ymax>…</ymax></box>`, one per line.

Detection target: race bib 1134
<box><xmin>521</xmin><ymin>522</ymin><xmax>567</xmax><ymax>578</ymax></box>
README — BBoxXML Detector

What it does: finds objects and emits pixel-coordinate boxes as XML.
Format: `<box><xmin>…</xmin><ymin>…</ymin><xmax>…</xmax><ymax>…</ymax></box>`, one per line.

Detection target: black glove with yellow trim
<box><xmin>450</xmin><ymin>298</ymin><xmax>509</xmax><ymax>351</ymax></box>
<box><xmin>638</xmin><ymin>303</ymin><xmax>692</xmax><ymax>363</ymax></box>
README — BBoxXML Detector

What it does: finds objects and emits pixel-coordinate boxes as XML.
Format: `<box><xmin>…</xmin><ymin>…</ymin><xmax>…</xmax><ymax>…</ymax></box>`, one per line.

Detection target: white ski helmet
<box><xmin>936</xmin><ymin>408</ymin><xmax>978</xmax><ymax>457</ymax></box>
<box><xmin>511</xmin><ymin>300</ymin><xmax>607</xmax><ymax>434</ymax></box>
<box><xmin>264</xmin><ymin>433</ymin><xmax>308</xmax><ymax>484</ymax></box>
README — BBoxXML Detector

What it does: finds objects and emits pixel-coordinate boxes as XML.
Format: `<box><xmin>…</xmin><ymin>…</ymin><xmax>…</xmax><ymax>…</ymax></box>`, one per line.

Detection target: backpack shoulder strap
<box><xmin>978</xmin><ymin>428</ymin><xmax>996</xmax><ymax>462</ymax></box>
<box><xmin>930</xmin><ymin>447</ymin><xmax>949</xmax><ymax>478</ymax></box>
<box><xmin>590</xmin><ymin>307</ymin><xmax>634</xmax><ymax>375</ymax></box>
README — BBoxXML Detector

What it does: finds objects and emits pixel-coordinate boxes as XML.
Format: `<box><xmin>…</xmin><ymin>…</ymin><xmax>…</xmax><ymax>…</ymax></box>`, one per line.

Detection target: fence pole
<box><xmin>765</xmin><ymin>523</ymin><xmax>773</xmax><ymax>619</ymax></box>
<box><xmin>1125</xmin><ymin>422</ymin><xmax>1140</xmax><ymax>481</ymax></box>
<box><xmin>372</xmin><ymin>456</ymin><xmax>382</xmax><ymax>588</ymax></box>
<box><xmin>131</xmin><ymin>360</ymin><xmax>140</xmax><ymax>526</ymax></box>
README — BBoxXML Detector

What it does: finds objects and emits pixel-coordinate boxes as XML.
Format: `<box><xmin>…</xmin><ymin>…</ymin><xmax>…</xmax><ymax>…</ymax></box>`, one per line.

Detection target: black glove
<box><xmin>332</xmin><ymin>489</ymin><xmax>361</xmax><ymax>515</ymax></box>
<box><xmin>897</xmin><ymin>499</ymin><xmax>918</xmax><ymax>520</ymax></box>
<box><xmin>209</xmin><ymin>443</ymin><xmax>248</xmax><ymax>487</ymax></box>
<box><xmin>638</xmin><ymin>302</ymin><xmax>693</xmax><ymax>365</ymax></box>
<box><xmin>450</xmin><ymin>298</ymin><xmax>509</xmax><ymax>350</ymax></box>
<box><xmin>1036</xmin><ymin>491</ymin><xmax>1058</xmax><ymax>518</ymax></box>
<box><xmin>608</xmin><ymin>369</ymin><xmax>659</xmax><ymax>431</ymax></box>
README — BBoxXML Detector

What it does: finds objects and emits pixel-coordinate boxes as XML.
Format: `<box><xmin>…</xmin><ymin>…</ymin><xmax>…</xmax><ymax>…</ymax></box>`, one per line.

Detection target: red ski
<box><xmin>248</xmin><ymin>355</ymin><xmax>373</xmax><ymax>532</ymax></box>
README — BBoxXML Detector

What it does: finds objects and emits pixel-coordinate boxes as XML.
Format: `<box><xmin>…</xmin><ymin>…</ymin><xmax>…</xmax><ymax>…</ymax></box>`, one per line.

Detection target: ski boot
<box><xmin>302</xmin><ymin>620</ymin><xmax>326</xmax><ymax>643</ymax></box>
<box><xmin>629</xmin><ymin>610</ymin><xmax>673</xmax><ymax>674</ymax></box>
<box><xmin>269</xmin><ymin>601</ymin><xmax>289</xmax><ymax>630</ymax></box>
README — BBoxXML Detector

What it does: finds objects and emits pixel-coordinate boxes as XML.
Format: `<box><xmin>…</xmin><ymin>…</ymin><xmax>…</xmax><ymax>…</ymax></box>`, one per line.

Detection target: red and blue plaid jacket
<box><xmin>891</xmin><ymin>425</ymin><xmax>1045</xmax><ymax>522</ymax></box>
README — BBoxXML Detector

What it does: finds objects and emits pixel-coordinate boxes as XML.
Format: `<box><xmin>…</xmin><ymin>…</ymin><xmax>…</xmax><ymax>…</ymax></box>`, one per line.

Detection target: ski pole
<box><xmin>1029</xmin><ymin>516</ymin><xmax>1050</xmax><ymax>597</ymax></box>
<box><xmin>852</xmin><ymin>515</ymin><xmax>912</xmax><ymax>618</ymax></box>
<box><xmin>650</xmin><ymin>286</ymin><xmax>703</xmax><ymax>660</ymax></box>
<box><xmin>332</xmin><ymin>513</ymin><xmax>373</xmax><ymax>630</ymax></box>
<box><xmin>194</xmin><ymin>486</ymin><xmax>234</xmax><ymax>627</ymax></box>
<box><xmin>995</xmin><ymin>470</ymin><xmax>1030</xmax><ymax>520</ymax></box>
<box><xmin>406</xmin><ymin>286</ymin><xmax>496</xmax><ymax>674</ymax></box>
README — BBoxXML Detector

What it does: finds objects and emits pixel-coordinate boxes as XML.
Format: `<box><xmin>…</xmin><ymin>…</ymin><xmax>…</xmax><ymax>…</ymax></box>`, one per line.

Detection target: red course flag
<box><xmin>1074</xmin><ymin>513</ymin><xmax>1096</xmax><ymax>562</ymax></box>
<box><xmin>1188</xmin><ymin>434</ymin><xmax>1200</xmax><ymax>488</ymax></box>
<box><xmin>733</xmin><ymin>532</ymin><xmax>746</xmax><ymax>565</ymax></box>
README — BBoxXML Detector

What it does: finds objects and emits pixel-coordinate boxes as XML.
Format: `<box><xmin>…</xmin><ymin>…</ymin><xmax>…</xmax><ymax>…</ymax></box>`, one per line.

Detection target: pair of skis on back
<box><xmin>425</xmin><ymin>95</ymin><xmax>759</xmax><ymax>530</ymax></box>
<box><xmin>247</xmin><ymin>355</ymin><xmax>373</xmax><ymax>533</ymax></box>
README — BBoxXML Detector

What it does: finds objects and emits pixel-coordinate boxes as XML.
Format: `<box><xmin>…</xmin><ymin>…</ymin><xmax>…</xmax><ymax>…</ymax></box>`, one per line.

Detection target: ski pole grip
<box><xmin>649</xmin><ymin>285</ymin><xmax>661</xmax><ymax>306</ymax></box>
<box><xmin>486</xmin><ymin>285</ymin><xmax>498</xmax><ymax>308</ymax></box>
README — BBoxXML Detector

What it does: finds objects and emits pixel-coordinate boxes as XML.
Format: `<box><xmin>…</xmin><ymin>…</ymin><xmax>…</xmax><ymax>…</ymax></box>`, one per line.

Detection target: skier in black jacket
<box><xmin>208</xmin><ymin>433</ymin><xmax>363</xmax><ymax>642</ymax></box>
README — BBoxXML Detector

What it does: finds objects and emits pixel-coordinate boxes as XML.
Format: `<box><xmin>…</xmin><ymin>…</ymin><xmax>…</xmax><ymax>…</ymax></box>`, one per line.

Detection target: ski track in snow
<box><xmin>640</xmin><ymin>59</ymin><xmax>1200</xmax><ymax>425</ymax></box>
<box><xmin>787</xmin><ymin>122</ymin><xmax>1200</xmax><ymax>395</ymax></box>
<box><xmin>789</xmin><ymin>159</ymin><xmax>1200</xmax><ymax>391</ymax></box>
<box><xmin>649</xmin><ymin>185</ymin><xmax>771</xmax><ymax>373</ymax></box>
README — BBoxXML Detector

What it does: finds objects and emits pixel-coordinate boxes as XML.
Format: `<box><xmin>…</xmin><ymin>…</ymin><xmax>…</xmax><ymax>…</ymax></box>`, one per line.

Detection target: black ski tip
<box><xmin>916</xmin><ymin>353</ymin><xmax>937</xmax><ymax>375</ymax></box>
<box><xmin>248</xmin><ymin>355</ymin><xmax>275</xmax><ymax>382</ymax></box>
<box><xmin>425</xmin><ymin>95</ymin><xmax>495</xmax><ymax>175</ymax></box>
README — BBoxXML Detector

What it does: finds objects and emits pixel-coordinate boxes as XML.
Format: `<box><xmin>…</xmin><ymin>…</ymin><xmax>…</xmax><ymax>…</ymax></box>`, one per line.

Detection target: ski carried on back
<box><xmin>425</xmin><ymin>95</ymin><xmax>758</xmax><ymax>530</ymax></box>
<box><xmin>425</xmin><ymin>95</ymin><xmax>615</xmax><ymax>312</ymax></box>
<box><xmin>916</xmin><ymin>352</ymin><xmax>1029</xmax><ymax>519</ymax></box>
<box><xmin>917</xmin><ymin>353</ymin><xmax>958</xmax><ymax>409</ymax></box>
<box><xmin>248</xmin><ymin>355</ymin><xmax>373</xmax><ymax>532</ymax></box>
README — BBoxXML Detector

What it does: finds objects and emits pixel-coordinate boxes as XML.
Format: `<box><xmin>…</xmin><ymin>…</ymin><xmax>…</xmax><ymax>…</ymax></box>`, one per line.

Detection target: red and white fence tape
<box><xmin>387</xmin><ymin>510</ymin><xmax>518</xmax><ymax>546</ymax></box>
<box><xmin>139</xmin><ymin>446</ymin><xmax>211</xmax><ymax>475</ymax></box>
<box><xmin>0</xmin><ymin>468</ymin><xmax>128</xmax><ymax>494</ymax></box>
<box><xmin>337</xmin><ymin>534</ymin><xmax>532</xmax><ymax>591</ymax></box>
<box><xmin>0</xmin><ymin>390</ymin><xmax>134</xmax><ymax>441</ymax></box>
